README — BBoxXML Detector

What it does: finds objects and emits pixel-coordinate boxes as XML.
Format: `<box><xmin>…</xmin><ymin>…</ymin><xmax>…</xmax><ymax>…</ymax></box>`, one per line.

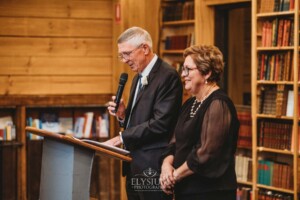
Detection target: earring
<box><xmin>205</xmin><ymin>80</ymin><xmax>208</xmax><ymax>84</ymax></box>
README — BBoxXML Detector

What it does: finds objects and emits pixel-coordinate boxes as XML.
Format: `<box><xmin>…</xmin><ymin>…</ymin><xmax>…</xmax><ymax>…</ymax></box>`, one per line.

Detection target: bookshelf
<box><xmin>159</xmin><ymin>0</ymin><xmax>196</xmax><ymax>101</ymax></box>
<box><xmin>252</xmin><ymin>0</ymin><xmax>298</xmax><ymax>199</ymax></box>
<box><xmin>159</xmin><ymin>0</ymin><xmax>195</xmax><ymax>65</ymax></box>
<box><xmin>236</xmin><ymin>105</ymin><xmax>253</xmax><ymax>199</ymax></box>
<box><xmin>0</xmin><ymin>107</ymin><xmax>22</xmax><ymax>200</ymax></box>
<box><xmin>0</xmin><ymin>94</ymin><xmax>120</xmax><ymax>200</ymax></box>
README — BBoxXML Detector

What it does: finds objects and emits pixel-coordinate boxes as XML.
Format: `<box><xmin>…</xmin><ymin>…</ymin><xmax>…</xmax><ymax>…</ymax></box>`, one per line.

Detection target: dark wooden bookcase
<box><xmin>0</xmin><ymin>94</ymin><xmax>120</xmax><ymax>200</ymax></box>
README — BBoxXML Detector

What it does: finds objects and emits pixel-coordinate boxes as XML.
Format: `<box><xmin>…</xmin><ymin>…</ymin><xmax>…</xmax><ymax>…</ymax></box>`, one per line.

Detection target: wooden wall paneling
<box><xmin>144</xmin><ymin>0</ymin><xmax>160</xmax><ymax>52</ymax></box>
<box><xmin>0</xmin><ymin>57</ymin><xmax>112</xmax><ymax>75</ymax></box>
<box><xmin>0</xmin><ymin>17</ymin><xmax>112</xmax><ymax>37</ymax></box>
<box><xmin>0</xmin><ymin>0</ymin><xmax>114</xmax><ymax>96</ymax></box>
<box><xmin>197</xmin><ymin>1</ymin><xmax>215</xmax><ymax>45</ymax></box>
<box><xmin>112</xmin><ymin>0</ymin><xmax>125</xmax><ymax>96</ymax></box>
<box><xmin>227</xmin><ymin>7</ymin><xmax>251</xmax><ymax>105</ymax></box>
<box><xmin>0</xmin><ymin>37</ymin><xmax>112</xmax><ymax>56</ymax></box>
<box><xmin>0</xmin><ymin>94</ymin><xmax>111</xmax><ymax>107</ymax></box>
<box><xmin>0</xmin><ymin>0</ymin><xmax>113</xmax><ymax>19</ymax></box>
<box><xmin>0</xmin><ymin>76</ymin><xmax>112</xmax><ymax>95</ymax></box>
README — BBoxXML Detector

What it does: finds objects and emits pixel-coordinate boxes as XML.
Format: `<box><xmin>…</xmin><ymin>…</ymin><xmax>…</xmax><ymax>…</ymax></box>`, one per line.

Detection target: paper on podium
<box><xmin>72</xmin><ymin>137</ymin><xmax>130</xmax><ymax>156</ymax></box>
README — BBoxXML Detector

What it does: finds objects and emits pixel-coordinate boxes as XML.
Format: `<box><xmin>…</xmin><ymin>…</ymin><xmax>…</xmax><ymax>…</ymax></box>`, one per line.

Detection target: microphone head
<box><xmin>119</xmin><ymin>73</ymin><xmax>128</xmax><ymax>85</ymax></box>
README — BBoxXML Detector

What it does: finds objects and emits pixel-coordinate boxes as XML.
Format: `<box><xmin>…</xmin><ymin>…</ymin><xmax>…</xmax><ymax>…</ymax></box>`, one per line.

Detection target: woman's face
<box><xmin>181</xmin><ymin>55</ymin><xmax>206</xmax><ymax>95</ymax></box>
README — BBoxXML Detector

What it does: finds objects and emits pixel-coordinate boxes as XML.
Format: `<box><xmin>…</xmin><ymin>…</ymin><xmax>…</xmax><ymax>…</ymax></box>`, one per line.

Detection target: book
<box><xmin>286</xmin><ymin>90</ymin><xmax>294</xmax><ymax>116</ymax></box>
<box><xmin>58</xmin><ymin>117</ymin><xmax>73</xmax><ymax>134</ymax></box>
<box><xmin>98</xmin><ymin>113</ymin><xmax>109</xmax><ymax>138</ymax></box>
<box><xmin>41</xmin><ymin>112</ymin><xmax>60</xmax><ymax>133</ymax></box>
<box><xmin>0</xmin><ymin>116</ymin><xmax>13</xmax><ymax>129</ymax></box>
<box><xmin>83</xmin><ymin>112</ymin><xmax>94</xmax><ymax>138</ymax></box>
<box><xmin>73</xmin><ymin>117</ymin><xmax>85</xmax><ymax>138</ymax></box>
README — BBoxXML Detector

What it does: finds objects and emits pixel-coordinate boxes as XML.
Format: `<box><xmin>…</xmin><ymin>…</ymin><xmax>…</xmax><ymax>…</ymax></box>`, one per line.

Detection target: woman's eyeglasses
<box><xmin>181</xmin><ymin>66</ymin><xmax>198</xmax><ymax>76</ymax></box>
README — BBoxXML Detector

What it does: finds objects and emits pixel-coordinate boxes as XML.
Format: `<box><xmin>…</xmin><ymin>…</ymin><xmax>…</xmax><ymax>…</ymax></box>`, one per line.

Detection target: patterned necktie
<box><xmin>126</xmin><ymin>74</ymin><xmax>142</xmax><ymax>128</ymax></box>
<box><xmin>137</xmin><ymin>74</ymin><xmax>143</xmax><ymax>94</ymax></box>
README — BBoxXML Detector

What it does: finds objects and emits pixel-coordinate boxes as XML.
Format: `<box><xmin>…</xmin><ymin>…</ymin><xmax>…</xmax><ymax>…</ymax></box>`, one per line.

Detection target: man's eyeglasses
<box><xmin>118</xmin><ymin>44</ymin><xmax>143</xmax><ymax>61</ymax></box>
<box><xmin>181</xmin><ymin>66</ymin><xmax>198</xmax><ymax>76</ymax></box>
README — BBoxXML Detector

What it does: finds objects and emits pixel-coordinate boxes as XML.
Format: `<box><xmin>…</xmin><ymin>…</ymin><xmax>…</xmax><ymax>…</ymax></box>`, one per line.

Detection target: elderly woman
<box><xmin>160</xmin><ymin>45</ymin><xmax>239</xmax><ymax>200</ymax></box>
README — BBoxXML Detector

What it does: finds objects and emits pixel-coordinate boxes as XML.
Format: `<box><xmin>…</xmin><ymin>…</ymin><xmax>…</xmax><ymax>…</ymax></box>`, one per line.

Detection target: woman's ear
<box><xmin>204</xmin><ymin>71</ymin><xmax>212</xmax><ymax>81</ymax></box>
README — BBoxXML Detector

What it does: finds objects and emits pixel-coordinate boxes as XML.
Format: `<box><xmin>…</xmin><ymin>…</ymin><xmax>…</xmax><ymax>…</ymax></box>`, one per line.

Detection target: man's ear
<box><xmin>142</xmin><ymin>44</ymin><xmax>150</xmax><ymax>55</ymax></box>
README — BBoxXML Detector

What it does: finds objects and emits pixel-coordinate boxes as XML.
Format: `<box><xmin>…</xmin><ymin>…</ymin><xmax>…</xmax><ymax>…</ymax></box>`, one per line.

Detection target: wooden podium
<box><xmin>25</xmin><ymin>127</ymin><xmax>131</xmax><ymax>200</ymax></box>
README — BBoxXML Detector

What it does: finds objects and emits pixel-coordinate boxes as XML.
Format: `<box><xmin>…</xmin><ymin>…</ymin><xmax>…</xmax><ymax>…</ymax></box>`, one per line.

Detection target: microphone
<box><xmin>114</xmin><ymin>73</ymin><xmax>128</xmax><ymax>113</ymax></box>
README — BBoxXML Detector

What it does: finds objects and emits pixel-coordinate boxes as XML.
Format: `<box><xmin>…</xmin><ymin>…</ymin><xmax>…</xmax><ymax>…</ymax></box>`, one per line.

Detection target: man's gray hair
<box><xmin>117</xmin><ymin>27</ymin><xmax>153</xmax><ymax>50</ymax></box>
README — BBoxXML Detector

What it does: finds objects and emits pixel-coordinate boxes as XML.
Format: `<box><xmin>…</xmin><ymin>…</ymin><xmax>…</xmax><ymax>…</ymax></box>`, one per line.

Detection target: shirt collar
<box><xmin>140</xmin><ymin>54</ymin><xmax>158</xmax><ymax>77</ymax></box>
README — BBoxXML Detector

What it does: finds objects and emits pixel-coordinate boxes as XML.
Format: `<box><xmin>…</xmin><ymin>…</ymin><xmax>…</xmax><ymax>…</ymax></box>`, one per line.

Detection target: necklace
<box><xmin>190</xmin><ymin>99</ymin><xmax>202</xmax><ymax>118</ymax></box>
<box><xmin>189</xmin><ymin>84</ymin><xmax>217</xmax><ymax>118</ymax></box>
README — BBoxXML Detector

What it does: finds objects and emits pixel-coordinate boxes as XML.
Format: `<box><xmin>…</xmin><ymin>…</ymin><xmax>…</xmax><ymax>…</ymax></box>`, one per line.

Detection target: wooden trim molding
<box><xmin>204</xmin><ymin>0</ymin><xmax>250</xmax><ymax>6</ymax></box>
<box><xmin>0</xmin><ymin>94</ymin><xmax>112</xmax><ymax>107</ymax></box>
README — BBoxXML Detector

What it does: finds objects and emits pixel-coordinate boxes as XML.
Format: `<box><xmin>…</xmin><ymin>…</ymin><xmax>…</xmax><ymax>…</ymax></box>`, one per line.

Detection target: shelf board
<box><xmin>237</xmin><ymin>180</ymin><xmax>253</xmax><ymax>186</ymax></box>
<box><xmin>256</xmin><ymin>11</ymin><xmax>295</xmax><ymax>18</ymax></box>
<box><xmin>237</xmin><ymin>146</ymin><xmax>252</xmax><ymax>150</ymax></box>
<box><xmin>256</xmin><ymin>80</ymin><xmax>294</xmax><ymax>85</ymax></box>
<box><xmin>162</xmin><ymin>20</ymin><xmax>195</xmax><ymax>26</ymax></box>
<box><xmin>0</xmin><ymin>94</ymin><xmax>112</xmax><ymax>107</ymax></box>
<box><xmin>256</xmin><ymin>114</ymin><xmax>294</xmax><ymax>120</ymax></box>
<box><xmin>257</xmin><ymin>184</ymin><xmax>294</xmax><ymax>194</ymax></box>
<box><xmin>256</xmin><ymin>46</ymin><xmax>294</xmax><ymax>51</ymax></box>
<box><xmin>0</xmin><ymin>141</ymin><xmax>23</xmax><ymax>147</ymax></box>
<box><xmin>257</xmin><ymin>147</ymin><xmax>293</xmax><ymax>155</ymax></box>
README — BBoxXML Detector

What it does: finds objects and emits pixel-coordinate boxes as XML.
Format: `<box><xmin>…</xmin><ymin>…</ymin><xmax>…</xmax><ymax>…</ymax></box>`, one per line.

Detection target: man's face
<box><xmin>118</xmin><ymin>42</ymin><xmax>145</xmax><ymax>73</ymax></box>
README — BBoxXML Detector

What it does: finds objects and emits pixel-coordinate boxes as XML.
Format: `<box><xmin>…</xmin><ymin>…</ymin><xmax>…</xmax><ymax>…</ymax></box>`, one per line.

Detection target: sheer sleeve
<box><xmin>161</xmin><ymin>133</ymin><xmax>176</xmax><ymax>162</ymax></box>
<box><xmin>186</xmin><ymin>99</ymin><xmax>234</xmax><ymax>178</ymax></box>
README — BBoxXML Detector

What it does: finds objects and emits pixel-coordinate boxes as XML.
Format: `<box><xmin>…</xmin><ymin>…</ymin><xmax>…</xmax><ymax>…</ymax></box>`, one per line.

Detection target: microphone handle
<box><xmin>114</xmin><ymin>84</ymin><xmax>124</xmax><ymax>113</ymax></box>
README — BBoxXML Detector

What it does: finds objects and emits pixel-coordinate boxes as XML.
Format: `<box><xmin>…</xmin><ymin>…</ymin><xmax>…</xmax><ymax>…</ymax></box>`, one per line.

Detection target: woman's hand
<box><xmin>160</xmin><ymin>156</ymin><xmax>176</xmax><ymax>194</ymax></box>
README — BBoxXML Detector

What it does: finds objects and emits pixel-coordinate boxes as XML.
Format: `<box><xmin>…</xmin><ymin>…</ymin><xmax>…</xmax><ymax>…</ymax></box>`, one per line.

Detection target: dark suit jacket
<box><xmin>122</xmin><ymin>57</ymin><xmax>182</xmax><ymax>176</ymax></box>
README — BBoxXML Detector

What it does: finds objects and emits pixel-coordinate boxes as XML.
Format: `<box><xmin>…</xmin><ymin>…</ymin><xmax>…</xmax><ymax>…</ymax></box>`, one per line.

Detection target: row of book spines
<box><xmin>258</xmin><ymin>121</ymin><xmax>292</xmax><ymax>150</ymax></box>
<box><xmin>258</xmin><ymin>0</ymin><xmax>294</xmax><ymax>13</ymax></box>
<box><xmin>257</xmin><ymin>159</ymin><xmax>292</xmax><ymax>189</ymax></box>
<box><xmin>26</xmin><ymin>118</ymin><xmax>43</xmax><ymax>140</ymax></box>
<box><xmin>162</xmin><ymin>1</ymin><xmax>194</xmax><ymax>22</ymax></box>
<box><xmin>237</xmin><ymin>112</ymin><xmax>252</xmax><ymax>148</ymax></box>
<box><xmin>259</xmin><ymin>87</ymin><xmax>296</xmax><ymax>117</ymax></box>
<box><xmin>164</xmin><ymin>34</ymin><xmax>194</xmax><ymax>50</ymax></box>
<box><xmin>73</xmin><ymin>113</ymin><xmax>109</xmax><ymax>139</ymax></box>
<box><xmin>260</xmin><ymin>19</ymin><xmax>294</xmax><ymax>47</ymax></box>
<box><xmin>26</xmin><ymin>113</ymin><xmax>109</xmax><ymax>139</ymax></box>
<box><xmin>257</xmin><ymin>51</ymin><xmax>293</xmax><ymax>81</ymax></box>
<box><xmin>258</xmin><ymin>189</ymin><xmax>293</xmax><ymax>200</ymax></box>
<box><xmin>0</xmin><ymin>124</ymin><xmax>16</xmax><ymax>141</ymax></box>
<box><xmin>235</xmin><ymin>155</ymin><xmax>252</xmax><ymax>182</ymax></box>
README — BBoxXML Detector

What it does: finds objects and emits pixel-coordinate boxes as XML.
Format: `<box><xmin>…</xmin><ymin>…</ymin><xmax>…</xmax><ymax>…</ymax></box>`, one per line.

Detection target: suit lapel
<box><xmin>133</xmin><ymin>58</ymin><xmax>162</xmax><ymax>107</ymax></box>
<box><xmin>125</xmin><ymin>75</ymin><xmax>139</xmax><ymax>123</ymax></box>
<box><xmin>125</xmin><ymin>58</ymin><xmax>163</xmax><ymax>126</ymax></box>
